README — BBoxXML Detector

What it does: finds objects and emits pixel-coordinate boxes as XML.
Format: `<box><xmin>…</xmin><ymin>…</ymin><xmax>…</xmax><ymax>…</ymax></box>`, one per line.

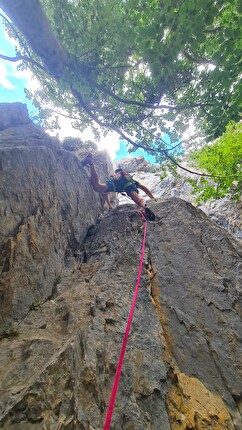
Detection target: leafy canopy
<box><xmin>0</xmin><ymin>0</ymin><xmax>241</xmax><ymax>156</ymax></box>
<box><xmin>188</xmin><ymin>121</ymin><xmax>242</xmax><ymax>202</ymax></box>
<box><xmin>62</xmin><ymin>136</ymin><xmax>98</xmax><ymax>156</ymax></box>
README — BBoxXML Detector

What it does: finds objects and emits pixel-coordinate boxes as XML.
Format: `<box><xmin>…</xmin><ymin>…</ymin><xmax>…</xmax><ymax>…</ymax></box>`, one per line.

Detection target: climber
<box><xmin>82</xmin><ymin>154</ymin><xmax>156</xmax><ymax>220</ymax></box>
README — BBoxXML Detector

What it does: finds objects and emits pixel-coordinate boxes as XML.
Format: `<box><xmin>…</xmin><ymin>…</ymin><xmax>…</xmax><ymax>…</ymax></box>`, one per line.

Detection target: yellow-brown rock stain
<box><xmin>27</xmin><ymin>218</ymin><xmax>38</xmax><ymax>253</ymax></box>
<box><xmin>145</xmin><ymin>251</ymin><xmax>235</xmax><ymax>430</ymax></box>
<box><xmin>166</xmin><ymin>369</ymin><xmax>234</xmax><ymax>430</ymax></box>
<box><xmin>146</xmin><ymin>253</ymin><xmax>174</xmax><ymax>362</ymax></box>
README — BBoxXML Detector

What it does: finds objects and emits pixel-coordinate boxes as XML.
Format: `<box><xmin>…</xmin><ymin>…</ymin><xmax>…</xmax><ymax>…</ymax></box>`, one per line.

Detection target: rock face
<box><xmin>0</xmin><ymin>103</ymin><xmax>113</xmax><ymax>330</ymax></box>
<box><xmin>0</xmin><ymin>201</ymin><xmax>242</xmax><ymax>430</ymax></box>
<box><xmin>113</xmin><ymin>156</ymin><xmax>242</xmax><ymax>244</ymax></box>
<box><xmin>0</xmin><ymin>104</ymin><xmax>242</xmax><ymax>430</ymax></box>
<box><xmin>113</xmin><ymin>155</ymin><xmax>159</xmax><ymax>173</ymax></box>
<box><xmin>0</xmin><ymin>102</ymin><xmax>30</xmax><ymax>131</ymax></box>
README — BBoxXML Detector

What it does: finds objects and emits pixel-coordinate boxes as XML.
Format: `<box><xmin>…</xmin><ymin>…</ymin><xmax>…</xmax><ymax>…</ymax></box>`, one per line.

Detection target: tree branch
<box><xmin>183</xmin><ymin>48</ymin><xmax>216</xmax><ymax>67</ymax></box>
<box><xmin>85</xmin><ymin>78</ymin><xmax>213</xmax><ymax>111</ymax></box>
<box><xmin>39</xmin><ymin>107</ymin><xmax>82</xmax><ymax>121</ymax></box>
<box><xmin>0</xmin><ymin>11</ymin><xmax>33</xmax><ymax>57</ymax></box>
<box><xmin>0</xmin><ymin>0</ymin><xmax>69</xmax><ymax>78</ymax></box>
<box><xmin>204</xmin><ymin>26</ymin><xmax>222</xmax><ymax>34</ymax></box>
<box><xmin>72</xmin><ymin>89</ymin><xmax>239</xmax><ymax>179</ymax></box>
<box><xmin>0</xmin><ymin>53</ymin><xmax>46</xmax><ymax>71</ymax></box>
<box><xmin>164</xmin><ymin>151</ymin><xmax>242</xmax><ymax>179</ymax></box>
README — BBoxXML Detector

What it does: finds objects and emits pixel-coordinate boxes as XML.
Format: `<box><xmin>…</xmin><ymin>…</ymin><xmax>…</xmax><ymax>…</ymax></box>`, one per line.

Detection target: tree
<box><xmin>0</xmin><ymin>0</ymin><xmax>241</xmax><ymax>158</ymax></box>
<box><xmin>62</xmin><ymin>136</ymin><xmax>98</xmax><ymax>157</ymax></box>
<box><xmin>187</xmin><ymin>121</ymin><xmax>242</xmax><ymax>201</ymax></box>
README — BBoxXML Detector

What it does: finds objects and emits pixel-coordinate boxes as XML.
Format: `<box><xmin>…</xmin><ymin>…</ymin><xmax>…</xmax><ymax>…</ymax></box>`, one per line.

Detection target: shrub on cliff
<box><xmin>187</xmin><ymin>122</ymin><xmax>242</xmax><ymax>202</ymax></box>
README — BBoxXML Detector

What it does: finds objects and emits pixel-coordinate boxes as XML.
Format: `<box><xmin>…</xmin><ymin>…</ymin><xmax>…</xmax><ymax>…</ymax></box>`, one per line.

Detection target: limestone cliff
<box><xmin>113</xmin><ymin>157</ymin><xmax>242</xmax><ymax>244</ymax></box>
<box><xmin>0</xmin><ymin>103</ymin><xmax>114</xmax><ymax>329</ymax></box>
<box><xmin>0</xmin><ymin>104</ymin><xmax>242</xmax><ymax>430</ymax></box>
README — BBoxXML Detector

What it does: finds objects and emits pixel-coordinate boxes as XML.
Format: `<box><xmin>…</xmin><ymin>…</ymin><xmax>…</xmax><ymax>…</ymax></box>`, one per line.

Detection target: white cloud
<box><xmin>0</xmin><ymin>61</ymin><xmax>16</xmax><ymax>90</ymax></box>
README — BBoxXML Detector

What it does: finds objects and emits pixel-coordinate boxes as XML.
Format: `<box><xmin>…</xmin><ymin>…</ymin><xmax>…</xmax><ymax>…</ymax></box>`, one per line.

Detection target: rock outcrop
<box><xmin>0</xmin><ymin>103</ymin><xmax>30</xmax><ymax>131</ymax></box>
<box><xmin>0</xmin><ymin>103</ymin><xmax>113</xmax><ymax>330</ymax></box>
<box><xmin>0</xmin><ymin>201</ymin><xmax>242</xmax><ymax>430</ymax></box>
<box><xmin>0</xmin><ymin>104</ymin><xmax>242</xmax><ymax>430</ymax></box>
<box><xmin>113</xmin><ymin>156</ymin><xmax>242</xmax><ymax>243</ymax></box>
<box><xmin>114</xmin><ymin>155</ymin><xmax>159</xmax><ymax>173</ymax></box>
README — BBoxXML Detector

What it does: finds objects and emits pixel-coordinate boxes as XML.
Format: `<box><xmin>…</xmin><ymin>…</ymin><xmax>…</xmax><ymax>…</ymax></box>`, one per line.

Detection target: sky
<box><xmin>0</xmin><ymin>19</ymin><xmax>156</xmax><ymax>163</ymax></box>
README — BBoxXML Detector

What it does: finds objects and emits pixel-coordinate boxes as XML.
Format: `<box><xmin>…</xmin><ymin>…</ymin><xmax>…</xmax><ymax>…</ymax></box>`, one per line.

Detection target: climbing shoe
<box><xmin>82</xmin><ymin>153</ymin><xmax>93</xmax><ymax>166</ymax></box>
<box><xmin>144</xmin><ymin>206</ymin><xmax>156</xmax><ymax>221</ymax></box>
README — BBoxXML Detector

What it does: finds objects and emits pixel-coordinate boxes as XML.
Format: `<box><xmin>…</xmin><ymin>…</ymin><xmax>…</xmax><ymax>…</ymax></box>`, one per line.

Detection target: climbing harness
<box><xmin>106</xmin><ymin>170</ymin><xmax>139</xmax><ymax>194</ymax></box>
<box><xmin>102</xmin><ymin>211</ymin><xmax>147</xmax><ymax>430</ymax></box>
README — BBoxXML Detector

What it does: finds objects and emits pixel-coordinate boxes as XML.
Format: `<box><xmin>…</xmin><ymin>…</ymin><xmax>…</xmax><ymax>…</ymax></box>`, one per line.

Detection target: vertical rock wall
<box><xmin>0</xmin><ymin>104</ymin><xmax>242</xmax><ymax>430</ymax></box>
<box><xmin>0</xmin><ymin>201</ymin><xmax>241</xmax><ymax>429</ymax></box>
<box><xmin>0</xmin><ymin>103</ymin><xmax>112</xmax><ymax>331</ymax></box>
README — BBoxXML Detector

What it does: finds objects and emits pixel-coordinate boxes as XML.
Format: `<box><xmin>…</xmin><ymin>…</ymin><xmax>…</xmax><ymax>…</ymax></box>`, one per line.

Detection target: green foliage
<box><xmin>62</xmin><ymin>136</ymin><xmax>98</xmax><ymax>157</ymax></box>
<box><xmin>0</xmin><ymin>328</ymin><xmax>19</xmax><ymax>340</ymax></box>
<box><xmin>158</xmin><ymin>158</ymin><xmax>181</xmax><ymax>181</ymax></box>
<box><xmin>188</xmin><ymin>122</ymin><xmax>242</xmax><ymax>202</ymax></box>
<box><xmin>29</xmin><ymin>301</ymin><xmax>43</xmax><ymax>311</ymax></box>
<box><xmin>2</xmin><ymin>0</ymin><xmax>242</xmax><ymax>154</ymax></box>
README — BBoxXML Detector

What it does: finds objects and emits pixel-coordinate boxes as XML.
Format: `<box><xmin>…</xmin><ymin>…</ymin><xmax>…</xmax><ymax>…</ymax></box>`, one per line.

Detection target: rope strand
<box><xmin>102</xmin><ymin>212</ymin><xmax>147</xmax><ymax>429</ymax></box>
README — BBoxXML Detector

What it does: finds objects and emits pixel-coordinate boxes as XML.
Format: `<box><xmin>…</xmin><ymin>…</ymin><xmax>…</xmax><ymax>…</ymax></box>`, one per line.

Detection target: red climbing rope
<box><xmin>103</xmin><ymin>211</ymin><xmax>147</xmax><ymax>430</ymax></box>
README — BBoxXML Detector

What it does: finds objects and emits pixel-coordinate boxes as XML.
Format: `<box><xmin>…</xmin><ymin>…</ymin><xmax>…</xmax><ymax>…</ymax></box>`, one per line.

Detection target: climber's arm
<box><xmin>104</xmin><ymin>192</ymin><xmax>112</xmax><ymax>211</ymax></box>
<box><xmin>137</xmin><ymin>183</ymin><xmax>155</xmax><ymax>199</ymax></box>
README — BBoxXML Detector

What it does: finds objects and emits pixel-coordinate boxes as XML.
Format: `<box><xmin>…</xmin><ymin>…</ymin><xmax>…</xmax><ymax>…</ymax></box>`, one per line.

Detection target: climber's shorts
<box><xmin>105</xmin><ymin>180</ymin><xmax>139</xmax><ymax>194</ymax></box>
<box><xmin>124</xmin><ymin>183</ymin><xmax>139</xmax><ymax>194</ymax></box>
<box><xmin>105</xmin><ymin>179</ymin><xmax>116</xmax><ymax>192</ymax></box>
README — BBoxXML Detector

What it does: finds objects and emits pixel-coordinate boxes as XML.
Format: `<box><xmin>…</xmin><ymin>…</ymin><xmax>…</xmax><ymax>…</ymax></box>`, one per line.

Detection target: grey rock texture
<box><xmin>113</xmin><ymin>157</ymin><xmax>242</xmax><ymax>244</ymax></box>
<box><xmin>0</xmin><ymin>102</ymin><xmax>30</xmax><ymax>131</ymax></box>
<box><xmin>0</xmin><ymin>104</ymin><xmax>113</xmax><ymax>329</ymax></box>
<box><xmin>0</xmin><ymin>104</ymin><xmax>242</xmax><ymax>430</ymax></box>
<box><xmin>113</xmin><ymin>155</ymin><xmax>159</xmax><ymax>173</ymax></box>
<box><xmin>0</xmin><ymin>200</ymin><xmax>241</xmax><ymax>429</ymax></box>
<box><xmin>199</xmin><ymin>198</ymin><xmax>242</xmax><ymax>242</ymax></box>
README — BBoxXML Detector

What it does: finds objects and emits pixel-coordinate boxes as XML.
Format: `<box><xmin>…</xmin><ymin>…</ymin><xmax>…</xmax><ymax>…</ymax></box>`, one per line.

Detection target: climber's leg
<box><xmin>127</xmin><ymin>190</ymin><xmax>146</xmax><ymax>208</ymax></box>
<box><xmin>89</xmin><ymin>163</ymin><xmax>109</xmax><ymax>193</ymax></box>
<box><xmin>128</xmin><ymin>191</ymin><xmax>156</xmax><ymax>220</ymax></box>
<box><xmin>82</xmin><ymin>154</ymin><xmax>109</xmax><ymax>193</ymax></box>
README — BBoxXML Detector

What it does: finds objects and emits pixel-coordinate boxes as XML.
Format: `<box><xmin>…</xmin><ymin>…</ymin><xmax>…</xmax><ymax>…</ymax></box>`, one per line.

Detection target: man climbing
<box><xmin>82</xmin><ymin>154</ymin><xmax>156</xmax><ymax>220</ymax></box>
